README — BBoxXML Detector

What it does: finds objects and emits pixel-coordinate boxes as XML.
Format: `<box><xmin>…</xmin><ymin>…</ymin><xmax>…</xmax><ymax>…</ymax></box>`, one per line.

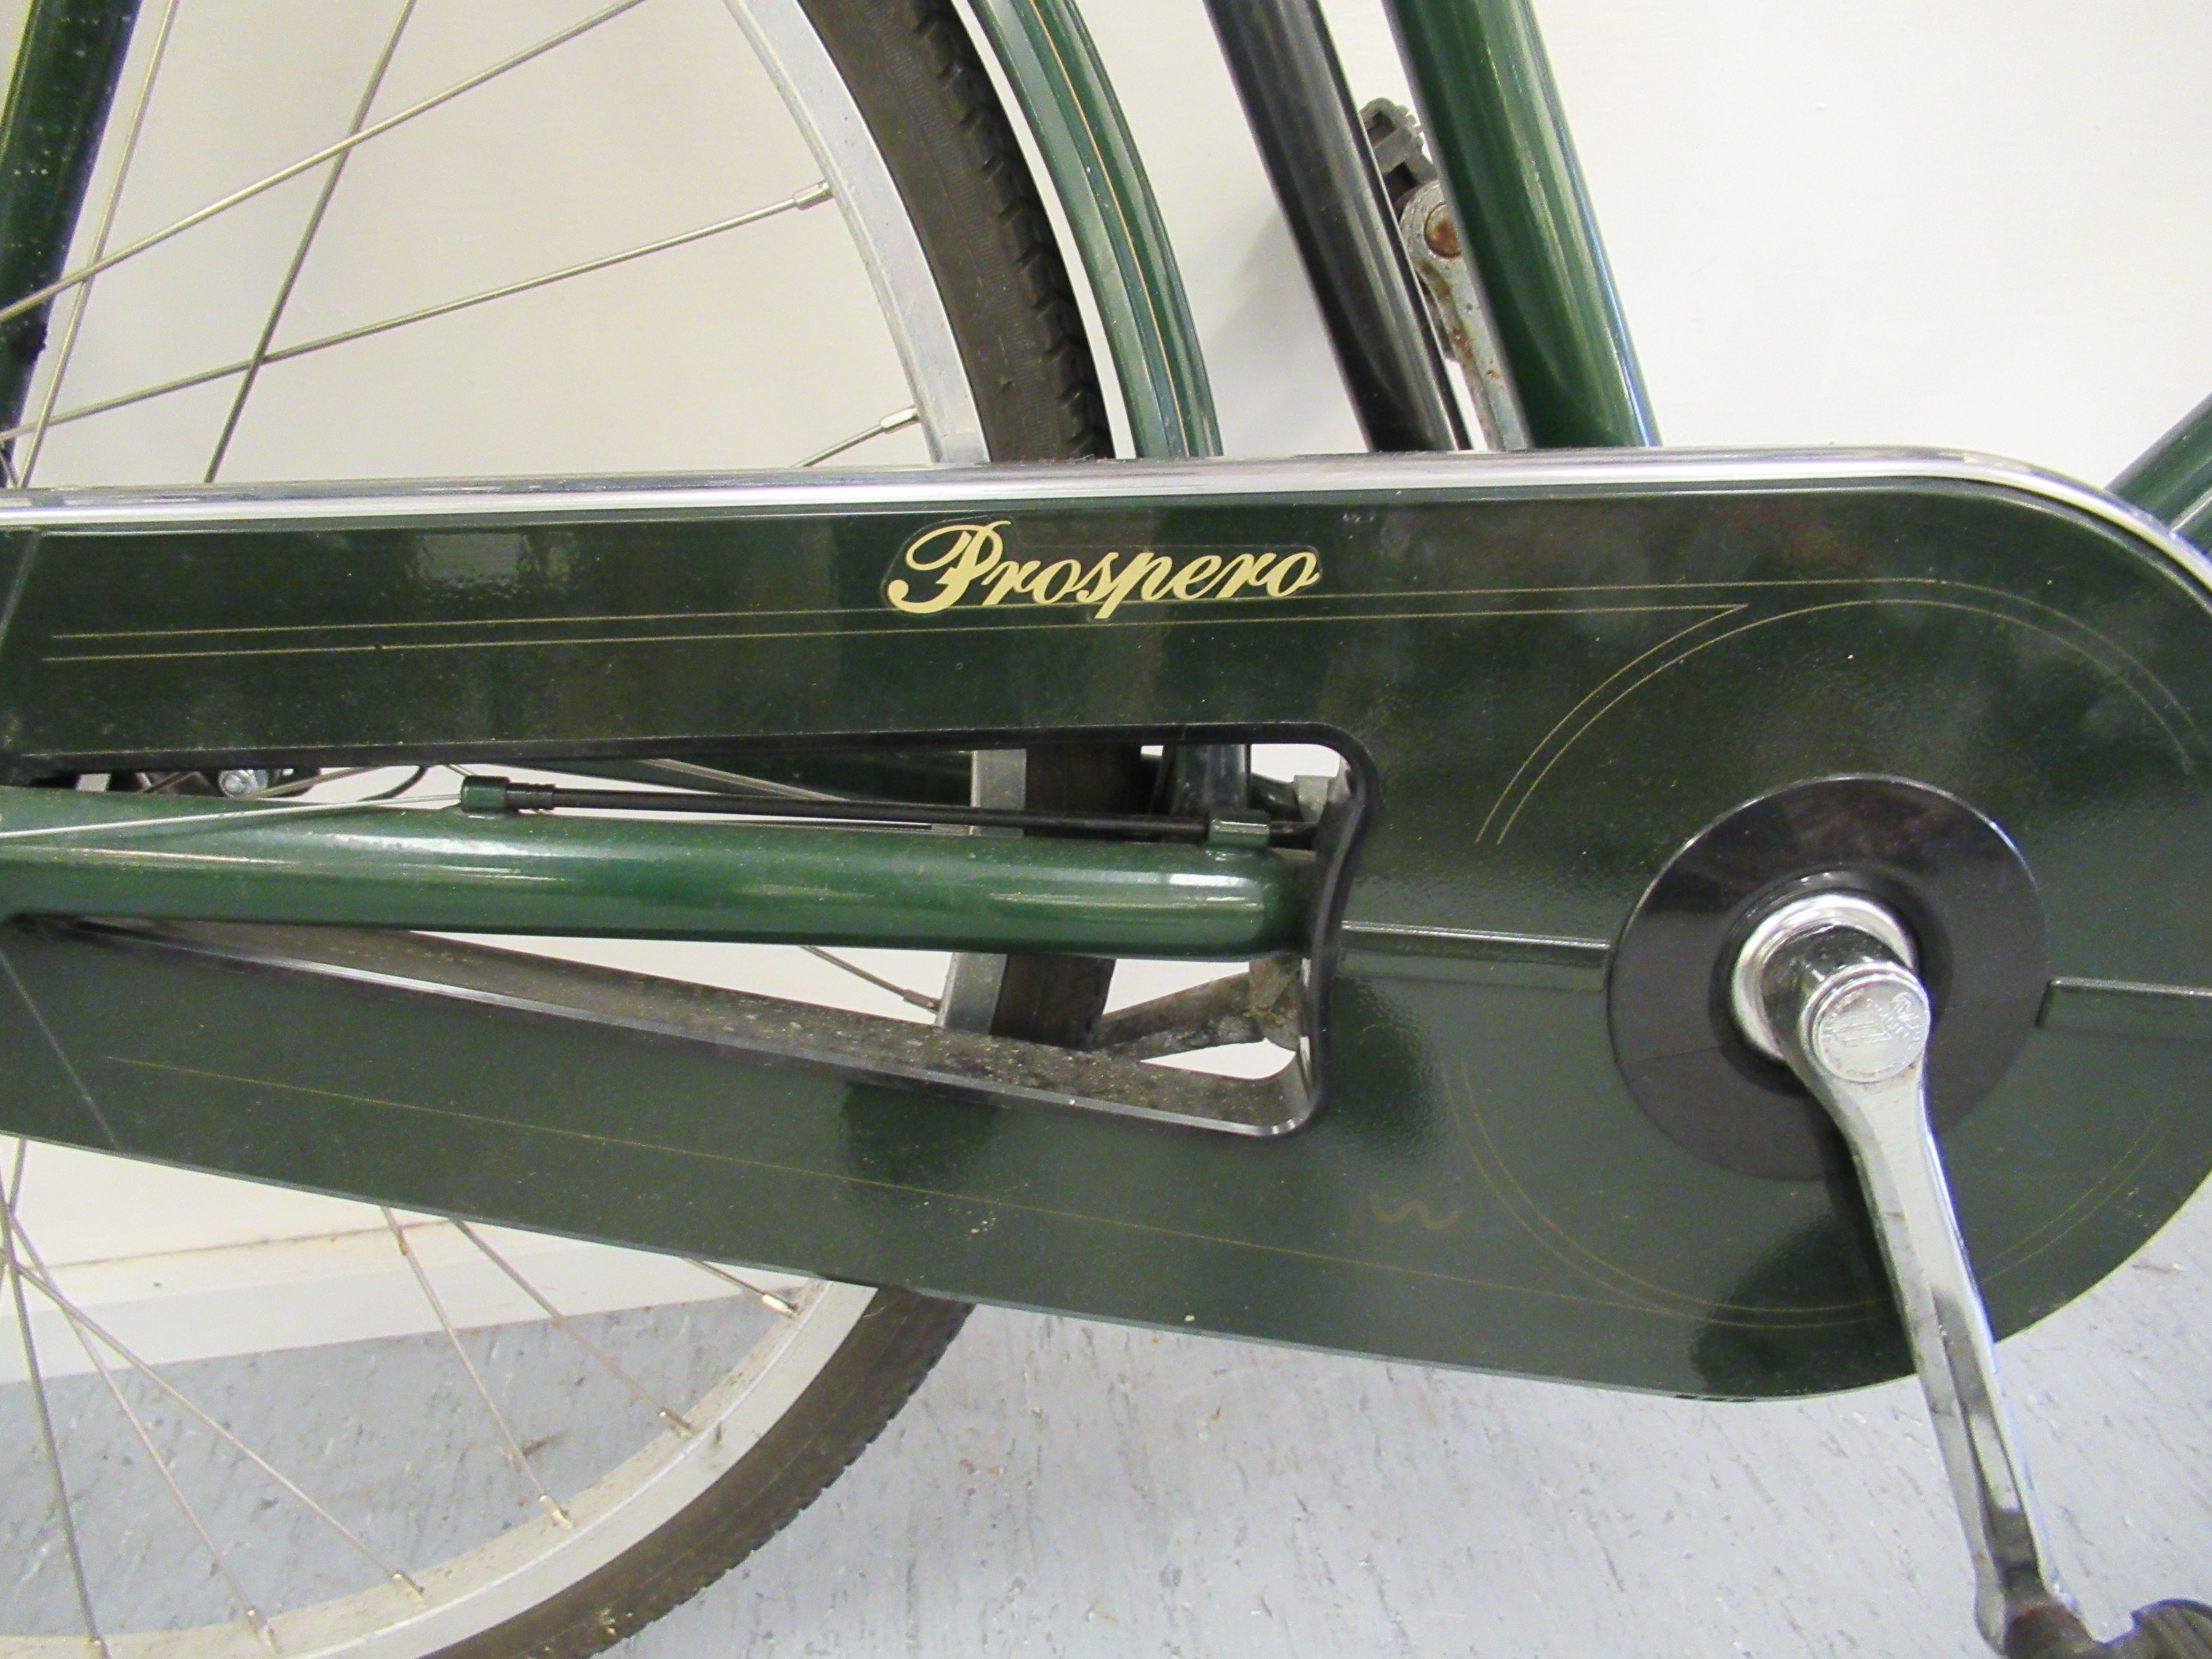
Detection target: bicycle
<box><xmin>0</xmin><ymin>2</ymin><xmax>2207</xmax><ymax>1656</ymax></box>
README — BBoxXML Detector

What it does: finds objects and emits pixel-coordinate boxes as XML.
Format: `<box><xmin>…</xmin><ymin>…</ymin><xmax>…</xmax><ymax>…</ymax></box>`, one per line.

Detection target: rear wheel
<box><xmin>0</xmin><ymin>0</ymin><xmax>1114</xmax><ymax>1653</ymax></box>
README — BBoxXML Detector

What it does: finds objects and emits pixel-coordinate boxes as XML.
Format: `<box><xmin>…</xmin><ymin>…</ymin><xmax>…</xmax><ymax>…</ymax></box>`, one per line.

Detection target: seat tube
<box><xmin>1378</xmin><ymin>0</ymin><xmax>1656</xmax><ymax>449</ymax></box>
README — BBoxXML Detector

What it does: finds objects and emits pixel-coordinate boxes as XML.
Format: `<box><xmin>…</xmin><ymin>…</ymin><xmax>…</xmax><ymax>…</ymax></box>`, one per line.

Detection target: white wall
<box><xmin>21</xmin><ymin>0</ymin><xmax>2212</xmax><ymax>482</ymax></box>
<box><xmin>1091</xmin><ymin>0</ymin><xmax>2212</xmax><ymax>482</ymax></box>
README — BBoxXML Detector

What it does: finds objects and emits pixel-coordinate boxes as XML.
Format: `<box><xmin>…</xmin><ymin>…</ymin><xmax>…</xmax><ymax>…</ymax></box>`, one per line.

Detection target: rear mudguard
<box><xmin>0</xmin><ymin>447</ymin><xmax>2206</xmax><ymax>1398</ymax></box>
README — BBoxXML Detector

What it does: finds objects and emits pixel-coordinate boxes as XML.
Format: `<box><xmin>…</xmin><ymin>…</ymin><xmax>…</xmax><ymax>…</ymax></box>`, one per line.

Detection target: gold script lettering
<box><xmin>981</xmin><ymin>558</ymin><xmax>1041</xmax><ymax>605</ymax></box>
<box><xmin>1167</xmin><ymin>553</ymin><xmax>1223</xmax><ymax>600</ymax></box>
<box><xmin>1265</xmin><ymin>549</ymin><xmax>1321</xmax><ymax>598</ymax></box>
<box><xmin>1032</xmin><ymin>557</ymin><xmax>1086</xmax><ymax>604</ymax></box>
<box><xmin>1213</xmin><ymin>551</ymin><xmax>1278</xmax><ymax>599</ymax></box>
<box><xmin>886</xmin><ymin>523</ymin><xmax>1321</xmax><ymax>620</ymax></box>
<box><xmin>1091</xmin><ymin>550</ymin><xmax>1173</xmax><ymax>619</ymax></box>
<box><xmin>885</xmin><ymin>521</ymin><xmax>1010</xmax><ymax>614</ymax></box>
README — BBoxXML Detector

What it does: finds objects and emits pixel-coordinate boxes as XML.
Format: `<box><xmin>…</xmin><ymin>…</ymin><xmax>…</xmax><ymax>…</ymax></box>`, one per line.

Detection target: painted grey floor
<box><xmin>2</xmin><ymin>1299</ymin><xmax>776</xmax><ymax>1636</ymax></box>
<box><xmin>4</xmin><ymin>1193</ymin><xmax>2206</xmax><ymax>1655</ymax></box>
<box><xmin>618</xmin><ymin>1193</ymin><xmax>2212</xmax><ymax>1659</ymax></box>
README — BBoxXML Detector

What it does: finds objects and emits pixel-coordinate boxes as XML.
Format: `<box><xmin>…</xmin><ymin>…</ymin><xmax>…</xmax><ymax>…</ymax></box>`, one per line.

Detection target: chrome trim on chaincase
<box><xmin>2</xmin><ymin>447</ymin><xmax>2202</xmax><ymax>605</ymax></box>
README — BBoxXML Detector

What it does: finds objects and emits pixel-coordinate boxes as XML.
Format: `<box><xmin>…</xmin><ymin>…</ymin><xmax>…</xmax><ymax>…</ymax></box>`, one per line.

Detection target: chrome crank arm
<box><xmin>1730</xmin><ymin>894</ymin><xmax>2212</xmax><ymax>1659</ymax></box>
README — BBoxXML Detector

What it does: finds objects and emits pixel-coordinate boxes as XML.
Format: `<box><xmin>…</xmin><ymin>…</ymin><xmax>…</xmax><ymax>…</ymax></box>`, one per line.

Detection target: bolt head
<box><xmin>1806</xmin><ymin>970</ymin><xmax>1930</xmax><ymax>1084</ymax></box>
<box><xmin>1422</xmin><ymin>205</ymin><xmax>1461</xmax><ymax>259</ymax></box>
<box><xmin>1730</xmin><ymin>891</ymin><xmax>1917</xmax><ymax>1062</ymax></box>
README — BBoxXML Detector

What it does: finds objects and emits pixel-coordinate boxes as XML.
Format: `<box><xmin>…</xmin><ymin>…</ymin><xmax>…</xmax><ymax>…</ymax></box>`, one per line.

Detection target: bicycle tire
<box><xmin>801</xmin><ymin>0</ymin><xmax>1110</xmax><ymax>464</ymax></box>
<box><xmin>426</xmin><ymin>1286</ymin><xmax>972</xmax><ymax>1659</ymax></box>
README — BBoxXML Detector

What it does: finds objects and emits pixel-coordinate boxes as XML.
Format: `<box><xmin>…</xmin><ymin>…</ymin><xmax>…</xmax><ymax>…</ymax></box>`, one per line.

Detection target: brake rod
<box><xmin>454</xmin><ymin>774</ymin><xmax>1312</xmax><ymax>848</ymax></box>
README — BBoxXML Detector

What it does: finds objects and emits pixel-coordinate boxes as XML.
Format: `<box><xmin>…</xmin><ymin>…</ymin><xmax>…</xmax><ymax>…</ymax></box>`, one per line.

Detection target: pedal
<box><xmin>2009</xmin><ymin>1601</ymin><xmax>2212</xmax><ymax>1659</ymax></box>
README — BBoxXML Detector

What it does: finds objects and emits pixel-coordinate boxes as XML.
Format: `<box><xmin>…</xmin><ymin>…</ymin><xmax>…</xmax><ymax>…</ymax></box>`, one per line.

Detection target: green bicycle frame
<box><xmin>1</xmin><ymin>449</ymin><xmax>2210</xmax><ymax>1399</ymax></box>
<box><xmin>979</xmin><ymin>0</ymin><xmax>1658</xmax><ymax>456</ymax></box>
<box><xmin>1</xmin><ymin>0</ymin><xmax>2211</xmax><ymax>1412</ymax></box>
<box><xmin>1379</xmin><ymin>0</ymin><xmax>1654</xmax><ymax>447</ymax></box>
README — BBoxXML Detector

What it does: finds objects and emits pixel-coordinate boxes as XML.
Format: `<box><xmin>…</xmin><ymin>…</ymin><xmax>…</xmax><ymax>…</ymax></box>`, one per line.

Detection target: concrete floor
<box><xmin>0</xmin><ymin>1299</ymin><xmax>779</xmax><ymax>1634</ymax></box>
<box><xmin>4</xmin><ymin>1181</ymin><xmax>2206</xmax><ymax>1654</ymax></box>
<box><xmin>609</xmin><ymin>1188</ymin><xmax>2212</xmax><ymax>1659</ymax></box>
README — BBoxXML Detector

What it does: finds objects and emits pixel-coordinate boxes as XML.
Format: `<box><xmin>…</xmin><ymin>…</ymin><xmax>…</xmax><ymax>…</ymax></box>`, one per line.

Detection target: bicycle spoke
<box><xmin>17</xmin><ymin>0</ymin><xmax>183</xmax><ymax>486</ymax></box>
<box><xmin>381</xmin><ymin>1210</ymin><xmax>570</xmax><ymax>1525</ymax></box>
<box><xmin>796</xmin><ymin>404</ymin><xmax>918</xmax><ymax>467</ymax></box>
<box><xmin>626</xmin><ymin>759</ymin><xmax>847</xmax><ymax>801</ymax></box>
<box><xmin>685</xmin><ymin>1258</ymin><xmax>796</xmax><ymax>1317</ymax></box>
<box><xmin>0</xmin><ymin>0</ymin><xmax>658</xmax><ymax>336</ymax></box>
<box><xmin>450</xmin><ymin>1220</ymin><xmax>693</xmax><ymax>1435</ymax></box>
<box><xmin>0</xmin><ymin>187</ymin><xmax>833</xmax><ymax>448</ymax></box>
<box><xmin>0</xmin><ymin>945</ymin><xmax>119</xmax><ymax>1150</ymax></box>
<box><xmin>802</xmin><ymin>944</ymin><xmax>940</xmax><ymax>1012</ymax></box>
<box><xmin>4</xmin><ymin>1223</ymin><xmax>426</xmax><ymax>1597</ymax></box>
<box><xmin>0</xmin><ymin>790</ymin><xmax>463</xmax><ymax>844</ymax></box>
<box><xmin>236</xmin><ymin>186</ymin><xmax>832</xmax><ymax>377</ymax></box>
<box><xmin>3</xmin><ymin>1143</ymin><xmax>110</xmax><ymax>1659</ymax></box>
<box><xmin>46</xmin><ymin>1259</ymin><xmax>276</xmax><ymax>1647</ymax></box>
<box><xmin>241</xmin><ymin>765</ymin><xmax>381</xmax><ymax>798</ymax></box>
<box><xmin>205</xmin><ymin>0</ymin><xmax>422</xmax><ymax>483</ymax></box>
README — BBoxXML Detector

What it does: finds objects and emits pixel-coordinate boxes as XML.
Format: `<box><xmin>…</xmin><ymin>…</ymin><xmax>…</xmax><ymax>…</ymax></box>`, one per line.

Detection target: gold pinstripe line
<box><xmin>43</xmin><ymin>600</ymin><xmax>1733</xmax><ymax>665</ymax></box>
<box><xmin>1489</xmin><ymin>597</ymin><xmax>2197</xmax><ymax>844</ymax></box>
<box><xmin>41</xmin><ymin>571</ymin><xmax>2059</xmax><ymax>643</ymax></box>
<box><xmin>98</xmin><ymin>1050</ymin><xmax>1846</xmax><ymax>1331</ymax></box>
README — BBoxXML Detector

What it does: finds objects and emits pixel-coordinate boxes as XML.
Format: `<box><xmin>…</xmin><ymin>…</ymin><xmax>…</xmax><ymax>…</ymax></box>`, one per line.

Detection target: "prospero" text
<box><xmin>884</xmin><ymin>521</ymin><xmax>1321</xmax><ymax>619</ymax></box>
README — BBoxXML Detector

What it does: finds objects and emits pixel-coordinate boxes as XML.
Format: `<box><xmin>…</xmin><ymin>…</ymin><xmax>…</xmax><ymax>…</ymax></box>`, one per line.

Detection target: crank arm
<box><xmin>1730</xmin><ymin>894</ymin><xmax>2212</xmax><ymax>1658</ymax></box>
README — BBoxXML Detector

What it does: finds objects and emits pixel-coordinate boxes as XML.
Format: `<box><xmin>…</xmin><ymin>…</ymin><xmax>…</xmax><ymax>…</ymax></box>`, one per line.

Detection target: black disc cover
<box><xmin>1607</xmin><ymin>776</ymin><xmax>2047</xmax><ymax>1180</ymax></box>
